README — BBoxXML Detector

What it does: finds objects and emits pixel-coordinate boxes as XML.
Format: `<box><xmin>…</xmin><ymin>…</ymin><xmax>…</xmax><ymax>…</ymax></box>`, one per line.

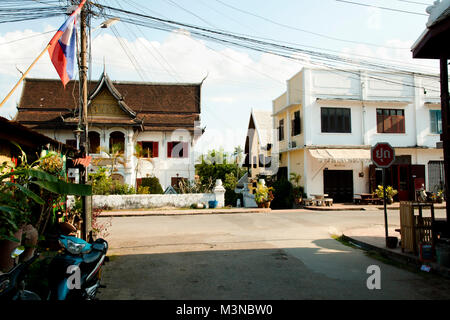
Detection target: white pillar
<box><xmin>213</xmin><ymin>179</ymin><xmax>226</xmax><ymax>208</ymax></box>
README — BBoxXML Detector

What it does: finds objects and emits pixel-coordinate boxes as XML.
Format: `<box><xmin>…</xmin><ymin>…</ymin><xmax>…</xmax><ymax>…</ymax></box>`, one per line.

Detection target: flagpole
<box><xmin>0</xmin><ymin>44</ymin><xmax>51</xmax><ymax>109</ymax></box>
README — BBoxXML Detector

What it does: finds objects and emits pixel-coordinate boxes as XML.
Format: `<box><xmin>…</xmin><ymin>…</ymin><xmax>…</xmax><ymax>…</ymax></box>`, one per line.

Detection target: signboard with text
<box><xmin>371</xmin><ymin>143</ymin><xmax>395</xmax><ymax>168</ymax></box>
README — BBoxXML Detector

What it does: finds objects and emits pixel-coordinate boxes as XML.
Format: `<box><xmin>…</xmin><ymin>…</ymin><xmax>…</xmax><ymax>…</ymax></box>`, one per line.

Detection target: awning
<box><xmin>309</xmin><ymin>148</ymin><xmax>371</xmax><ymax>163</ymax></box>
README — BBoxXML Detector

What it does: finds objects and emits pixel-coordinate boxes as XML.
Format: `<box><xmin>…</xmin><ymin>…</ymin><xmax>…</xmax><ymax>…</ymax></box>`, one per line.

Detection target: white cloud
<box><xmin>0</xmin><ymin>27</ymin><xmax>298</xmax><ymax>152</ymax></box>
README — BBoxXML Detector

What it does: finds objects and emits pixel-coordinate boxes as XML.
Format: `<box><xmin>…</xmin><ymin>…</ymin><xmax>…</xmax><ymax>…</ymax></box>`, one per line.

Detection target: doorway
<box><xmin>323</xmin><ymin>170</ymin><xmax>353</xmax><ymax>203</ymax></box>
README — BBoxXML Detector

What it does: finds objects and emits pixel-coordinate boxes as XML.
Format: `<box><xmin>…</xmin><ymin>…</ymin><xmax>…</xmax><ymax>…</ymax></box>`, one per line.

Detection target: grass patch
<box><xmin>331</xmin><ymin>234</ymin><xmax>362</xmax><ymax>250</ymax></box>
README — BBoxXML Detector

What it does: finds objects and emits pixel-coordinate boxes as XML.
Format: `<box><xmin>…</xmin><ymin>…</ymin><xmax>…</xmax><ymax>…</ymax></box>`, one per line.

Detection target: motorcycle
<box><xmin>47</xmin><ymin>233</ymin><xmax>108</xmax><ymax>300</ymax></box>
<box><xmin>0</xmin><ymin>247</ymin><xmax>41</xmax><ymax>300</ymax></box>
<box><xmin>1</xmin><ymin>224</ymin><xmax>108</xmax><ymax>301</ymax></box>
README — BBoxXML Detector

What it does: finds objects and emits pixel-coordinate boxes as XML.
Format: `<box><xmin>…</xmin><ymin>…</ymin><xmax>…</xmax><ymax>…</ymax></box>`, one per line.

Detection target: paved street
<box><xmin>97</xmin><ymin>209</ymin><xmax>450</xmax><ymax>300</ymax></box>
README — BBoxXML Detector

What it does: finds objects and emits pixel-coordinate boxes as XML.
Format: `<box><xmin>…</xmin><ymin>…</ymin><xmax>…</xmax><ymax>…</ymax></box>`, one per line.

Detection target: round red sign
<box><xmin>371</xmin><ymin>143</ymin><xmax>395</xmax><ymax>168</ymax></box>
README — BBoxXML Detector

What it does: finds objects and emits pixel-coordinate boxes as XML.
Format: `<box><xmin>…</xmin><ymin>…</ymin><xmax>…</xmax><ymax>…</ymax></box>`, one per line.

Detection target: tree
<box><xmin>196</xmin><ymin>149</ymin><xmax>246</xmax><ymax>206</ymax></box>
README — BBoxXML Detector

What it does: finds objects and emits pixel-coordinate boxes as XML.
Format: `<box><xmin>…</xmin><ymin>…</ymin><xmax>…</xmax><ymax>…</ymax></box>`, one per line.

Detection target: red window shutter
<box><xmin>167</xmin><ymin>142</ymin><xmax>173</xmax><ymax>158</ymax></box>
<box><xmin>376</xmin><ymin>114</ymin><xmax>383</xmax><ymax>133</ymax></box>
<box><xmin>136</xmin><ymin>178</ymin><xmax>142</xmax><ymax>189</ymax></box>
<box><xmin>153</xmin><ymin>142</ymin><xmax>159</xmax><ymax>158</ymax></box>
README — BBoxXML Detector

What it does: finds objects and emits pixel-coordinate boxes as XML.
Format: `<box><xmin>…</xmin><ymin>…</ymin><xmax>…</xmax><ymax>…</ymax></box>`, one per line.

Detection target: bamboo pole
<box><xmin>0</xmin><ymin>44</ymin><xmax>51</xmax><ymax>109</ymax></box>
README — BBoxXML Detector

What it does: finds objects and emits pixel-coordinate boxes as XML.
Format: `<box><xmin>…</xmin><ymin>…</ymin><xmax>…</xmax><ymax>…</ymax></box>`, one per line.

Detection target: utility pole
<box><xmin>440</xmin><ymin>58</ymin><xmax>450</xmax><ymax>230</ymax></box>
<box><xmin>79</xmin><ymin>0</ymin><xmax>92</xmax><ymax>240</ymax></box>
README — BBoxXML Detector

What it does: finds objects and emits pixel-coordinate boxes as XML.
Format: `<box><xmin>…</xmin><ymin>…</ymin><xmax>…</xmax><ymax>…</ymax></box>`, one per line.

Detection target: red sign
<box><xmin>371</xmin><ymin>143</ymin><xmax>395</xmax><ymax>168</ymax></box>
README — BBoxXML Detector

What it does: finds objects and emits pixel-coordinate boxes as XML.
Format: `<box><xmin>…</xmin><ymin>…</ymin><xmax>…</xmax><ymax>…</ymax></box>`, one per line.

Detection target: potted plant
<box><xmin>254</xmin><ymin>181</ymin><xmax>274</xmax><ymax>208</ymax></box>
<box><xmin>289</xmin><ymin>173</ymin><xmax>304</xmax><ymax>205</ymax></box>
<box><xmin>375</xmin><ymin>185</ymin><xmax>398</xmax><ymax>204</ymax></box>
<box><xmin>436</xmin><ymin>190</ymin><xmax>444</xmax><ymax>203</ymax></box>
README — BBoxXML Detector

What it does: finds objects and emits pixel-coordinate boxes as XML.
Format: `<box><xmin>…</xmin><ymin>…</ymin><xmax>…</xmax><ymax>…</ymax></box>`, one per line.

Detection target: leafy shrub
<box><xmin>268</xmin><ymin>178</ymin><xmax>294</xmax><ymax>209</ymax></box>
<box><xmin>137</xmin><ymin>186</ymin><xmax>150</xmax><ymax>194</ymax></box>
<box><xmin>224</xmin><ymin>173</ymin><xmax>240</xmax><ymax>206</ymax></box>
<box><xmin>140</xmin><ymin>176</ymin><xmax>163</xmax><ymax>194</ymax></box>
<box><xmin>89</xmin><ymin>167</ymin><xmax>135</xmax><ymax>195</ymax></box>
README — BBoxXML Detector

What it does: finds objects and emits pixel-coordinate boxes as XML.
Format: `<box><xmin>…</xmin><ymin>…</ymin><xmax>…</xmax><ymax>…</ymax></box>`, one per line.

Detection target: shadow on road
<box><xmin>97</xmin><ymin>238</ymin><xmax>450</xmax><ymax>300</ymax></box>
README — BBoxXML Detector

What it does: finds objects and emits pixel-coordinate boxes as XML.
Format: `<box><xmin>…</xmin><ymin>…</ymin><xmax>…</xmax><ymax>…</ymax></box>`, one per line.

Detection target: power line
<box><xmin>97</xmin><ymin>3</ymin><xmax>440</xmax><ymax>92</ymax></box>
<box><xmin>213</xmin><ymin>0</ymin><xmax>411</xmax><ymax>50</ymax></box>
<box><xmin>397</xmin><ymin>0</ymin><xmax>430</xmax><ymax>6</ymax></box>
<box><xmin>0</xmin><ymin>29</ymin><xmax>56</xmax><ymax>46</ymax></box>
<box><xmin>335</xmin><ymin>0</ymin><xmax>428</xmax><ymax>16</ymax></box>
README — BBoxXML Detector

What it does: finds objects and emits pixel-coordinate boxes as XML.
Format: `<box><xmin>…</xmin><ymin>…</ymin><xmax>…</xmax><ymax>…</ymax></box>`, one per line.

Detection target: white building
<box><xmin>244</xmin><ymin>109</ymin><xmax>274</xmax><ymax>179</ymax></box>
<box><xmin>15</xmin><ymin>72</ymin><xmax>203</xmax><ymax>190</ymax></box>
<box><xmin>272</xmin><ymin>67</ymin><xmax>445</xmax><ymax>202</ymax></box>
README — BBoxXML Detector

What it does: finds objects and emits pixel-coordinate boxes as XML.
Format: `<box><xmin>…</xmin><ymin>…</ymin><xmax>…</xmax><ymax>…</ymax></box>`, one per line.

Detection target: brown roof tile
<box><xmin>16</xmin><ymin>75</ymin><xmax>202</xmax><ymax>131</ymax></box>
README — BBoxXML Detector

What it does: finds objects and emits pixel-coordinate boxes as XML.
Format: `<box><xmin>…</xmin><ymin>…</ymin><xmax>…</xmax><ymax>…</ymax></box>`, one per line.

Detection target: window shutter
<box><xmin>167</xmin><ymin>142</ymin><xmax>173</xmax><ymax>158</ymax></box>
<box><xmin>153</xmin><ymin>142</ymin><xmax>159</xmax><ymax>158</ymax></box>
<box><xmin>437</xmin><ymin>110</ymin><xmax>442</xmax><ymax>134</ymax></box>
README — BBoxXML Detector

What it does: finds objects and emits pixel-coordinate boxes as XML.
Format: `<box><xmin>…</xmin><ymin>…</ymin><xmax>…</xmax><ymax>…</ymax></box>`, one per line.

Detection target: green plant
<box><xmin>254</xmin><ymin>182</ymin><xmax>274</xmax><ymax>204</ymax></box>
<box><xmin>268</xmin><ymin>178</ymin><xmax>294</xmax><ymax>209</ymax></box>
<box><xmin>289</xmin><ymin>172</ymin><xmax>302</xmax><ymax>187</ymax></box>
<box><xmin>89</xmin><ymin>167</ymin><xmax>135</xmax><ymax>195</ymax></box>
<box><xmin>224</xmin><ymin>173</ymin><xmax>239</xmax><ymax>206</ymax></box>
<box><xmin>375</xmin><ymin>185</ymin><xmax>398</xmax><ymax>200</ymax></box>
<box><xmin>137</xmin><ymin>186</ymin><xmax>150</xmax><ymax>194</ymax></box>
<box><xmin>0</xmin><ymin>143</ymin><xmax>92</xmax><ymax>241</ymax></box>
<box><xmin>140</xmin><ymin>176</ymin><xmax>164</xmax><ymax>194</ymax></box>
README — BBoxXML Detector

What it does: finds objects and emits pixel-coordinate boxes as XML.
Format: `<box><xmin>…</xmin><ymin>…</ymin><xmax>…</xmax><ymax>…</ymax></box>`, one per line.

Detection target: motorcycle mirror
<box><xmin>11</xmin><ymin>246</ymin><xmax>25</xmax><ymax>259</ymax></box>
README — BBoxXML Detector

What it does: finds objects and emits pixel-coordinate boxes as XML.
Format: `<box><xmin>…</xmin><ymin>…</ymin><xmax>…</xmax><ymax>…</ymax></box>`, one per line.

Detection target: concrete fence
<box><xmin>84</xmin><ymin>179</ymin><xmax>226</xmax><ymax>210</ymax></box>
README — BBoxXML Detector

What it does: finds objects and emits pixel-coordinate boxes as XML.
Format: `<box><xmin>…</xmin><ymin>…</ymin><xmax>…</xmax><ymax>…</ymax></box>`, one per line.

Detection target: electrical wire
<box><xmin>335</xmin><ymin>0</ymin><xmax>428</xmax><ymax>16</ymax></box>
<box><xmin>213</xmin><ymin>0</ymin><xmax>412</xmax><ymax>50</ymax></box>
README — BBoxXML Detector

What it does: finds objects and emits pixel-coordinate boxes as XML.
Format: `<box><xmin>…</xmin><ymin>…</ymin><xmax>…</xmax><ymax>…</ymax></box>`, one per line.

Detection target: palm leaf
<box><xmin>4</xmin><ymin>182</ymin><xmax>45</xmax><ymax>205</ymax></box>
<box><xmin>31</xmin><ymin>180</ymin><xmax>92</xmax><ymax>196</ymax></box>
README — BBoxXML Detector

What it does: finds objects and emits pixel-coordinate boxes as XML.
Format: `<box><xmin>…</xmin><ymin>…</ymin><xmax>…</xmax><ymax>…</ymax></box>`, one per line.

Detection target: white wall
<box><xmin>36</xmin><ymin>127</ymin><xmax>196</xmax><ymax>191</ymax></box>
<box><xmin>304</xmin><ymin>150</ymin><xmax>369</xmax><ymax>197</ymax></box>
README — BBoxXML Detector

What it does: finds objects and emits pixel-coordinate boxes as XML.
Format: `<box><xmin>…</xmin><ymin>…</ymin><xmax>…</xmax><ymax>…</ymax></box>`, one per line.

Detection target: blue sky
<box><xmin>0</xmin><ymin>0</ymin><xmax>439</xmax><ymax>152</ymax></box>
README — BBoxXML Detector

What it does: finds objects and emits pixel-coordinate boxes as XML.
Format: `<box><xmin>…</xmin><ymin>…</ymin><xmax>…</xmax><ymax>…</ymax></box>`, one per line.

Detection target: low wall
<box><xmin>68</xmin><ymin>180</ymin><xmax>227</xmax><ymax>211</ymax></box>
<box><xmin>92</xmin><ymin>193</ymin><xmax>220</xmax><ymax>210</ymax></box>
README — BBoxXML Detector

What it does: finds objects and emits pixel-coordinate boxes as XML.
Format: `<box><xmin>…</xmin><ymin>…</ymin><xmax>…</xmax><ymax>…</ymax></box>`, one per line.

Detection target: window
<box><xmin>278</xmin><ymin>119</ymin><xmax>285</xmax><ymax>141</ymax></box>
<box><xmin>65</xmin><ymin>139</ymin><xmax>77</xmax><ymax>149</ymax></box>
<box><xmin>428</xmin><ymin>161</ymin><xmax>445</xmax><ymax>192</ymax></box>
<box><xmin>88</xmin><ymin>132</ymin><xmax>100</xmax><ymax>154</ymax></box>
<box><xmin>430</xmin><ymin>110</ymin><xmax>442</xmax><ymax>134</ymax></box>
<box><xmin>291</xmin><ymin>111</ymin><xmax>301</xmax><ymax>136</ymax></box>
<box><xmin>321</xmin><ymin>107</ymin><xmax>351</xmax><ymax>133</ymax></box>
<box><xmin>138</xmin><ymin>141</ymin><xmax>159</xmax><ymax>158</ymax></box>
<box><xmin>109</xmin><ymin>131</ymin><xmax>125</xmax><ymax>154</ymax></box>
<box><xmin>172</xmin><ymin>176</ymin><xmax>187</xmax><ymax>189</ymax></box>
<box><xmin>376</xmin><ymin>109</ymin><xmax>405</xmax><ymax>133</ymax></box>
<box><xmin>167</xmin><ymin>141</ymin><xmax>188</xmax><ymax>158</ymax></box>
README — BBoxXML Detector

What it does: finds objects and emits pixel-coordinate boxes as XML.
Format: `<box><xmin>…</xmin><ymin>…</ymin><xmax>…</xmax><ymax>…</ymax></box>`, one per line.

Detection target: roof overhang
<box><xmin>412</xmin><ymin>15</ymin><xmax>450</xmax><ymax>59</ymax></box>
<box><xmin>308</xmin><ymin>147</ymin><xmax>371</xmax><ymax>163</ymax></box>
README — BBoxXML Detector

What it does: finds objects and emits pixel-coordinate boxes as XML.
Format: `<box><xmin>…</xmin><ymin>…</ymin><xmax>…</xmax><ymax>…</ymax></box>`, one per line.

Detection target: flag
<box><xmin>48</xmin><ymin>0</ymin><xmax>87</xmax><ymax>87</ymax></box>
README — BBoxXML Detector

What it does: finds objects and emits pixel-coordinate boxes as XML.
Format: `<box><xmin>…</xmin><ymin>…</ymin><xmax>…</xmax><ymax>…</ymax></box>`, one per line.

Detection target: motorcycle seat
<box><xmin>82</xmin><ymin>249</ymin><xmax>103</xmax><ymax>264</ymax></box>
<box><xmin>81</xmin><ymin>239</ymin><xmax>107</xmax><ymax>264</ymax></box>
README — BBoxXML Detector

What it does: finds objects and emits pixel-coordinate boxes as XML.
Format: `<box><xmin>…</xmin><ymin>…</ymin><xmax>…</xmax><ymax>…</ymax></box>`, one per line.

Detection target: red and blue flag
<box><xmin>48</xmin><ymin>0</ymin><xmax>86</xmax><ymax>87</ymax></box>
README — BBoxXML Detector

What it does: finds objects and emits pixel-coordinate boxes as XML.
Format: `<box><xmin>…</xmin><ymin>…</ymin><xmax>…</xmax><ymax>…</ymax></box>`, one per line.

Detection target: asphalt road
<box><xmin>97</xmin><ymin>209</ymin><xmax>450</xmax><ymax>300</ymax></box>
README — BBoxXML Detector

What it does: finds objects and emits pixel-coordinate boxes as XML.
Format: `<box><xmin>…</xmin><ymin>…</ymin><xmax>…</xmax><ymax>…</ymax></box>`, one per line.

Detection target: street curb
<box><xmin>341</xmin><ymin>234</ymin><xmax>450</xmax><ymax>279</ymax></box>
<box><xmin>99</xmin><ymin>208</ymin><xmax>271</xmax><ymax>217</ymax></box>
<box><xmin>304</xmin><ymin>206</ymin><xmax>367</xmax><ymax>211</ymax></box>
